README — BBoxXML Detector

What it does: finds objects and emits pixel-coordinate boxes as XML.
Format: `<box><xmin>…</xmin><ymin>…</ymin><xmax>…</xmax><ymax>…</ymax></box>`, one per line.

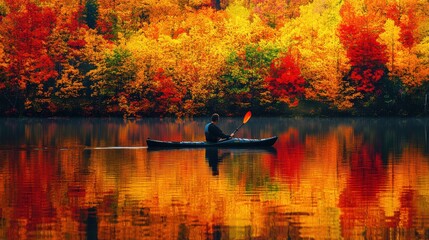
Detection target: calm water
<box><xmin>0</xmin><ymin>117</ymin><xmax>428</xmax><ymax>239</ymax></box>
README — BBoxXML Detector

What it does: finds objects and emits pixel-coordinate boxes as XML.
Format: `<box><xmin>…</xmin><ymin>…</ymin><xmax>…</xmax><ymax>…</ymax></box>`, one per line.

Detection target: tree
<box><xmin>0</xmin><ymin>0</ymin><xmax>428</xmax><ymax>116</ymax></box>
<box><xmin>220</xmin><ymin>44</ymin><xmax>280</xmax><ymax>114</ymax></box>
<box><xmin>45</xmin><ymin>4</ymin><xmax>97</xmax><ymax>115</ymax></box>
<box><xmin>249</xmin><ymin>0</ymin><xmax>291</xmax><ymax>28</ymax></box>
<box><xmin>386</xmin><ymin>2</ymin><xmax>418</xmax><ymax>50</ymax></box>
<box><xmin>265</xmin><ymin>54</ymin><xmax>305</xmax><ymax>107</ymax></box>
<box><xmin>0</xmin><ymin>2</ymin><xmax>57</xmax><ymax>115</ymax></box>
<box><xmin>153</xmin><ymin>68</ymin><xmax>184</xmax><ymax>116</ymax></box>
<box><xmin>338</xmin><ymin>1</ymin><xmax>390</xmax><ymax>112</ymax></box>
<box><xmin>379</xmin><ymin>19</ymin><xmax>401</xmax><ymax>75</ymax></box>
<box><xmin>379</xmin><ymin>2</ymin><xmax>429</xmax><ymax>114</ymax></box>
<box><xmin>84</xmin><ymin>0</ymin><xmax>99</xmax><ymax>29</ymax></box>
<box><xmin>88</xmin><ymin>45</ymin><xmax>136</xmax><ymax>116</ymax></box>
<box><xmin>277</xmin><ymin>0</ymin><xmax>348</xmax><ymax>109</ymax></box>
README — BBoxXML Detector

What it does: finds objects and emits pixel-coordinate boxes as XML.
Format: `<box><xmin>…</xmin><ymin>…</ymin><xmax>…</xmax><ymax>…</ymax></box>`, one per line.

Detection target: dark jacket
<box><xmin>205</xmin><ymin>122</ymin><xmax>230</xmax><ymax>142</ymax></box>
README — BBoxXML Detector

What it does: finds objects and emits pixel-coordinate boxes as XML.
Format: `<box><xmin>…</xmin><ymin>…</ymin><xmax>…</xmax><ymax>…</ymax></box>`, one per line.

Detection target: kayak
<box><xmin>147</xmin><ymin>136</ymin><xmax>277</xmax><ymax>148</ymax></box>
<box><xmin>146</xmin><ymin>136</ymin><xmax>278</xmax><ymax>149</ymax></box>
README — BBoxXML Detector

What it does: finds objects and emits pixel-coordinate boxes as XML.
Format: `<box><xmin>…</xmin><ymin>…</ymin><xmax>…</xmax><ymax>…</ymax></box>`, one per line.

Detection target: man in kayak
<box><xmin>205</xmin><ymin>113</ymin><xmax>234</xmax><ymax>142</ymax></box>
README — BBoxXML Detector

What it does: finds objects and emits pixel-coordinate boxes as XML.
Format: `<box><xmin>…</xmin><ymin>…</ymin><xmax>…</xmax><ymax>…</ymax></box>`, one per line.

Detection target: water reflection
<box><xmin>0</xmin><ymin>118</ymin><xmax>429</xmax><ymax>239</ymax></box>
<box><xmin>205</xmin><ymin>148</ymin><xmax>224</xmax><ymax>176</ymax></box>
<box><xmin>204</xmin><ymin>148</ymin><xmax>277</xmax><ymax>176</ymax></box>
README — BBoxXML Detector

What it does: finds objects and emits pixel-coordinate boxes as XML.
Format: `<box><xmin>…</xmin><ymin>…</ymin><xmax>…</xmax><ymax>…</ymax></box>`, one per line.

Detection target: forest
<box><xmin>0</xmin><ymin>0</ymin><xmax>428</xmax><ymax>117</ymax></box>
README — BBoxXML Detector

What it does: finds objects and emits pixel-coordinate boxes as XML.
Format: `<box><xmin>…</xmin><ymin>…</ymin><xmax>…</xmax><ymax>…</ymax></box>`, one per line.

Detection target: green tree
<box><xmin>84</xmin><ymin>0</ymin><xmax>99</xmax><ymax>29</ymax></box>
<box><xmin>89</xmin><ymin>47</ymin><xmax>137</xmax><ymax>116</ymax></box>
<box><xmin>219</xmin><ymin>44</ymin><xmax>279</xmax><ymax>114</ymax></box>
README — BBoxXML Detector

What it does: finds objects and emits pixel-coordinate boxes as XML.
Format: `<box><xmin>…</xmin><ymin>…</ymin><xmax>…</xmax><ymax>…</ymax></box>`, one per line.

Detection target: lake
<box><xmin>0</xmin><ymin>117</ymin><xmax>428</xmax><ymax>239</ymax></box>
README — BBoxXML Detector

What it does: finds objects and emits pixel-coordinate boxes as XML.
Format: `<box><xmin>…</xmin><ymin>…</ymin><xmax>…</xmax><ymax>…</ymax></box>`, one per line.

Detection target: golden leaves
<box><xmin>380</xmin><ymin>18</ymin><xmax>429</xmax><ymax>90</ymax></box>
<box><xmin>55</xmin><ymin>65</ymin><xmax>85</xmax><ymax>98</ymax></box>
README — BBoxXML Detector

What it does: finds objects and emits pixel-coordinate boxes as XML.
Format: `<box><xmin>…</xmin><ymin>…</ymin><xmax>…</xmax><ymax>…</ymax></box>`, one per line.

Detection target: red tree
<box><xmin>0</xmin><ymin>2</ymin><xmax>57</xmax><ymax>114</ymax></box>
<box><xmin>265</xmin><ymin>54</ymin><xmax>305</xmax><ymax>107</ymax></box>
<box><xmin>153</xmin><ymin>68</ymin><xmax>184</xmax><ymax>115</ymax></box>
<box><xmin>4</xmin><ymin>3</ymin><xmax>57</xmax><ymax>88</ymax></box>
<box><xmin>386</xmin><ymin>3</ymin><xmax>417</xmax><ymax>49</ymax></box>
<box><xmin>339</xmin><ymin>2</ymin><xmax>388</xmax><ymax>94</ymax></box>
<box><xmin>399</xmin><ymin>10</ymin><xmax>417</xmax><ymax>49</ymax></box>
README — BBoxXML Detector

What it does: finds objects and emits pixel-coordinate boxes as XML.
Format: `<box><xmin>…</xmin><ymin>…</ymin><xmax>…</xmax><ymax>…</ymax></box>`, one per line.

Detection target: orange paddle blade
<box><xmin>243</xmin><ymin>111</ymin><xmax>252</xmax><ymax>124</ymax></box>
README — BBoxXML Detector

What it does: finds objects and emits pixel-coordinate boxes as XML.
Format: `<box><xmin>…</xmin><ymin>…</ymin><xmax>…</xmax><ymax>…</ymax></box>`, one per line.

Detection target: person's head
<box><xmin>211</xmin><ymin>113</ymin><xmax>220</xmax><ymax>122</ymax></box>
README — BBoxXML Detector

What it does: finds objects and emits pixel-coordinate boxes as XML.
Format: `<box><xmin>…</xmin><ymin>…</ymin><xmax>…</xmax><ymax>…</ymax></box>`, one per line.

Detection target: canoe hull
<box><xmin>147</xmin><ymin>136</ymin><xmax>277</xmax><ymax>149</ymax></box>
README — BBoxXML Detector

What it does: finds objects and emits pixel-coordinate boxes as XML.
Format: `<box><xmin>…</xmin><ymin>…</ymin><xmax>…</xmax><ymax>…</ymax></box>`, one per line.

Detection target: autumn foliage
<box><xmin>153</xmin><ymin>68</ymin><xmax>184</xmax><ymax>116</ymax></box>
<box><xmin>0</xmin><ymin>0</ymin><xmax>428</xmax><ymax>117</ymax></box>
<box><xmin>265</xmin><ymin>54</ymin><xmax>305</xmax><ymax>107</ymax></box>
<box><xmin>339</xmin><ymin>2</ymin><xmax>388</xmax><ymax>94</ymax></box>
<box><xmin>0</xmin><ymin>2</ymin><xmax>57</xmax><ymax>114</ymax></box>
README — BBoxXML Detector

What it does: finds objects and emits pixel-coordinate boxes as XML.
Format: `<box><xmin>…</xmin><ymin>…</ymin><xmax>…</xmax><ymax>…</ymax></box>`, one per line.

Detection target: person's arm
<box><xmin>210</xmin><ymin>124</ymin><xmax>231</xmax><ymax>139</ymax></box>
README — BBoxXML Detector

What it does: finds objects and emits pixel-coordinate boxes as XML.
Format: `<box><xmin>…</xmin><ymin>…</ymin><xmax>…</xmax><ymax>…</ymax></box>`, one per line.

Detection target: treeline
<box><xmin>0</xmin><ymin>0</ymin><xmax>428</xmax><ymax>117</ymax></box>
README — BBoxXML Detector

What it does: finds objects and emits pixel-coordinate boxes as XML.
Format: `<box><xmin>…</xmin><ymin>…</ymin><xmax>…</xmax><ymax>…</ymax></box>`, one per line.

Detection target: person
<box><xmin>205</xmin><ymin>113</ymin><xmax>234</xmax><ymax>142</ymax></box>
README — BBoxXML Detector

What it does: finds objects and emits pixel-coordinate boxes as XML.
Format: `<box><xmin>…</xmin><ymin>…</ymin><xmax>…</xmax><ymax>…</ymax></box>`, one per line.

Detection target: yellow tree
<box><xmin>49</xmin><ymin>26</ymin><xmax>88</xmax><ymax>100</ymax></box>
<box><xmin>378</xmin><ymin>18</ymin><xmax>423</xmax><ymax>91</ymax></box>
<box><xmin>171</xmin><ymin>6</ymin><xmax>277</xmax><ymax>115</ymax></box>
<box><xmin>414</xmin><ymin>35</ymin><xmax>429</xmax><ymax>79</ymax></box>
<box><xmin>169</xmin><ymin>9</ymin><xmax>229</xmax><ymax>115</ymax></box>
<box><xmin>80</xmin><ymin>29</ymin><xmax>118</xmax><ymax>114</ymax></box>
<box><xmin>117</xmin><ymin>33</ymin><xmax>158</xmax><ymax>112</ymax></box>
<box><xmin>120</xmin><ymin>7</ymin><xmax>226</xmax><ymax>116</ymax></box>
<box><xmin>277</xmin><ymin>0</ymin><xmax>348</xmax><ymax>108</ymax></box>
<box><xmin>379</xmin><ymin>19</ymin><xmax>401</xmax><ymax>77</ymax></box>
<box><xmin>223</xmin><ymin>1</ymin><xmax>253</xmax><ymax>49</ymax></box>
<box><xmin>118</xmin><ymin>28</ymin><xmax>192</xmax><ymax>116</ymax></box>
<box><xmin>223</xmin><ymin>0</ymin><xmax>277</xmax><ymax>46</ymax></box>
<box><xmin>381</xmin><ymin>1</ymin><xmax>429</xmax><ymax>92</ymax></box>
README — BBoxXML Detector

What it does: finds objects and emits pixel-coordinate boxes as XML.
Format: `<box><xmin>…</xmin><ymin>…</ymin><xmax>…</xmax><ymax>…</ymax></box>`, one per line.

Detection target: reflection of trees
<box><xmin>222</xmin><ymin>151</ymin><xmax>275</xmax><ymax>191</ymax></box>
<box><xmin>1</xmin><ymin>118</ymin><xmax>428</xmax><ymax>155</ymax></box>
<box><xmin>266</xmin><ymin>118</ymin><xmax>429</xmax><ymax>162</ymax></box>
<box><xmin>263</xmin><ymin>118</ymin><xmax>429</xmax><ymax>239</ymax></box>
<box><xmin>5</xmin><ymin>151</ymin><xmax>60</xmax><ymax>238</ymax></box>
<box><xmin>338</xmin><ymin>143</ymin><xmax>388</xmax><ymax>239</ymax></box>
<box><xmin>263</xmin><ymin>128</ymin><xmax>304</xmax><ymax>184</ymax></box>
<box><xmin>1</xmin><ymin>118</ymin><xmax>429</xmax><ymax>239</ymax></box>
<box><xmin>337</xmin><ymin>124</ymin><xmax>429</xmax><ymax>239</ymax></box>
<box><xmin>347</xmin><ymin>118</ymin><xmax>429</xmax><ymax>164</ymax></box>
<box><xmin>0</xmin><ymin>118</ymin><xmax>207</xmax><ymax>150</ymax></box>
<box><xmin>263</xmin><ymin>206</ymin><xmax>305</xmax><ymax>239</ymax></box>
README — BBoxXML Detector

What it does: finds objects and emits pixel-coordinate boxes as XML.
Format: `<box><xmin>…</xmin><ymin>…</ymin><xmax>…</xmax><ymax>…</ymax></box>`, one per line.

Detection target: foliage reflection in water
<box><xmin>0</xmin><ymin>118</ymin><xmax>428</xmax><ymax>239</ymax></box>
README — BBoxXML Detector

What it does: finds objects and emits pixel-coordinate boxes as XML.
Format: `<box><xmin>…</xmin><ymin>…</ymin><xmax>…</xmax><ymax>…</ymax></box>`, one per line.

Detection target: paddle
<box><xmin>231</xmin><ymin>111</ymin><xmax>252</xmax><ymax>136</ymax></box>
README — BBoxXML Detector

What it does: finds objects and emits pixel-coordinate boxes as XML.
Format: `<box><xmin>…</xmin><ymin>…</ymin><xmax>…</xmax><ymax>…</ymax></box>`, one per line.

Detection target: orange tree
<box><xmin>46</xmin><ymin>5</ymin><xmax>95</xmax><ymax>115</ymax></box>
